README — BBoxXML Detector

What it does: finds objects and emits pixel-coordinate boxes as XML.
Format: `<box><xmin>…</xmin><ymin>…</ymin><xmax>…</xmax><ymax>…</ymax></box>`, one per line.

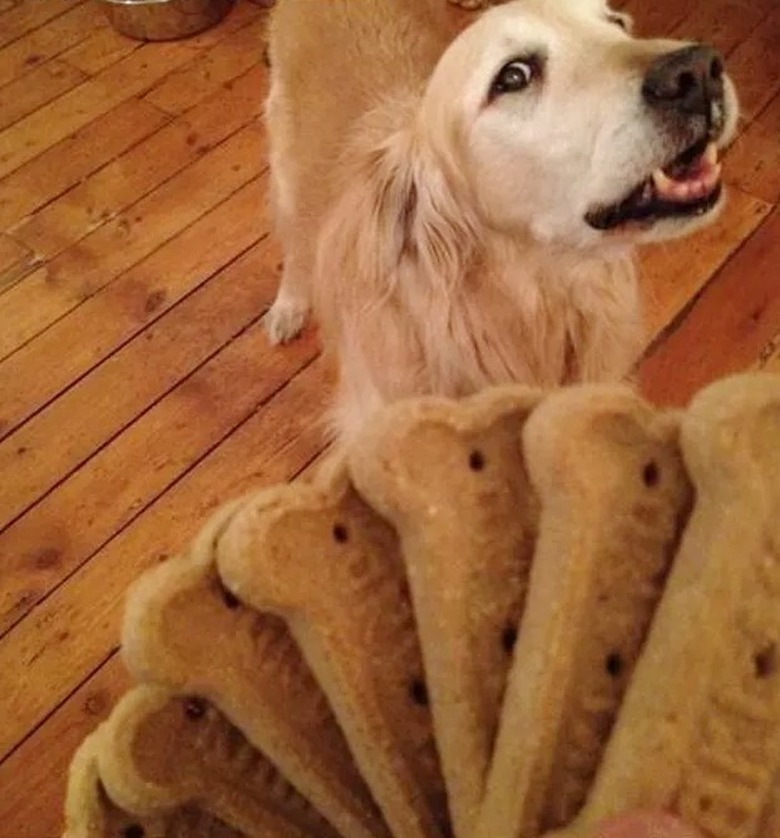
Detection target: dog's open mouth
<box><xmin>585</xmin><ymin>138</ymin><xmax>723</xmax><ymax>231</ymax></box>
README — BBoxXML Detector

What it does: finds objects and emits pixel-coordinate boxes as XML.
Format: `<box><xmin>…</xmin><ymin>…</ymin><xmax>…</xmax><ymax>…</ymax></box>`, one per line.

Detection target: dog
<box><xmin>263</xmin><ymin>0</ymin><xmax>738</xmax><ymax>441</ymax></box>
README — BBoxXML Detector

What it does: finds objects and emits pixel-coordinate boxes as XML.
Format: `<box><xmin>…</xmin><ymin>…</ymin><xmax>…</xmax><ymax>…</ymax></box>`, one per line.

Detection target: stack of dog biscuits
<box><xmin>63</xmin><ymin>372</ymin><xmax>780</xmax><ymax>838</ymax></box>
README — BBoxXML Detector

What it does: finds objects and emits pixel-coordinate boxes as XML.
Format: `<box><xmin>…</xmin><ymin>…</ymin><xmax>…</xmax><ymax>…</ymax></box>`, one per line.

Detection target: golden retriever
<box><xmin>263</xmin><ymin>0</ymin><xmax>738</xmax><ymax>441</ymax></box>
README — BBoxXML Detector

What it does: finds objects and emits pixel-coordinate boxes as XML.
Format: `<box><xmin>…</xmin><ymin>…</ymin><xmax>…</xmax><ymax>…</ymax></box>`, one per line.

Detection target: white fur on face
<box><xmin>422</xmin><ymin>0</ymin><xmax>739</xmax><ymax>248</ymax></box>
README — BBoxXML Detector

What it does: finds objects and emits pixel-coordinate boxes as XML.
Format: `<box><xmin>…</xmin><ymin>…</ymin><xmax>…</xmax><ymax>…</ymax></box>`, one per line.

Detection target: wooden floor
<box><xmin>0</xmin><ymin>0</ymin><xmax>777</xmax><ymax>833</ymax></box>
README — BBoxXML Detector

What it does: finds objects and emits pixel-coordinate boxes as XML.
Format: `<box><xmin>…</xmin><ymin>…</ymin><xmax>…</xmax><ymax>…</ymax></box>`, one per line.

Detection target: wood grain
<box><xmin>639</xmin><ymin>186</ymin><xmax>771</xmax><ymax>338</ymax></box>
<box><xmin>10</xmin><ymin>64</ymin><xmax>266</xmax><ymax>261</ymax></box>
<box><xmin>0</xmin><ymin>178</ymin><xmax>268</xmax><ymax>439</ymax></box>
<box><xmin>671</xmin><ymin>0</ymin><xmax>775</xmax><ymax>57</ymax></box>
<box><xmin>0</xmin><ymin>97</ymin><xmax>170</xmax><ymax>231</ymax></box>
<box><xmin>641</xmin><ymin>206</ymin><xmax>780</xmax><ymax>405</ymax></box>
<box><xmin>60</xmin><ymin>25</ymin><xmax>140</xmax><ymax>76</ymax></box>
<box><xmin>0</xmin><ymin>59</ymin><xmax>88</xmax><ymax>133</ymax></box>
<box><xmin>143</xmin><ymin>14</ymin><xmax>264</xmax><ymax>113</ymax></box>
<box><xmin>0</xmin><ymin>1</ymin><xmax>103</xmax><ymax>88</ymax></box>
<box><xmin>619</xmin><ymin>0</ymin><xmax>688</xmax><ymax>37</ymax></box>
<box><xmin>0</xmin><ymin>231</ymin><xmax>33</xmax><ymax>291</ymax></box>
<box><xmin>0</xmin><ymin>318</ymin><xmax>318</xmax><ymax>641</ymax></box>
<box><xmin>0</xmin><ymin>3</ymin><xmax>265</xmax><ymax>180</ymax></box>
<box><xmin>720</xmin><ymin>4</ymin><xmax>780</xmax><ymax>123</ymax></box>
<box><xmin>0</xmin><ymin>124</ymin><xmax>264</xmax><ymax>359</ymax></box>
<box><xmin>726</xmin><ymin>91</ymin><xmax>780</xmax><ymax>205</ymax></box>
<box><xmin>0</xmin><ymin>653</ymin><xmax>132</xmax><ymax>838</ymax></box>
<box><xmin>0</xmin><ymin>230</ymin><xmax>275</xmax><ymax>541</ymax></box>
<box><xmin>0</xmin><ymin>0</ymin><xmax>86</xmax><ymax>50</ymax></box>
<box><xmin>0</xmin><ymin>42</ymin><xmax>198</xmax><ymax>179</ymax></box>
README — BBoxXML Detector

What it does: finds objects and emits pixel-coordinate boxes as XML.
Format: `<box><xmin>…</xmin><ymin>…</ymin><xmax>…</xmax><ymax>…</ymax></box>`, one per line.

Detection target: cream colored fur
<box><xmin>263</xmin><ymin>0</ymin><xmax>738</xmax><ymax>441</ymax></box>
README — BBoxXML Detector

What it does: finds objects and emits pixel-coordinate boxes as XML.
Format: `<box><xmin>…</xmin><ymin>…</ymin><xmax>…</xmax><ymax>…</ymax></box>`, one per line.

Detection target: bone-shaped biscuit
<box><xmin>558</xmin><ymin>373</ymin><xmax>780</xmax><ymax>838</ymax></box>
<box><xmin>348</xmin><ymin>386</ymin><xmax>541</xmax><ymax>837</ymax></box>
<box><xmin>64</xmin><ymin>730</ymin><xmax>239</xmax><ymax>838</ymax></box>
<box><xmin>97</xmin><ymin>685</ymin><xmax>338</xmax><ymax>837</ymax></box>
<box><xmin>759</xmin><ymin>773</ymin><xmax>780</xmax><ymax>838</ymax></box>
<box><xmin>476</xmin><ymin>386</ymin><xmax>692</xmax><ymax>838</ymax></box>
<box><xmin>121</xmin><ymin>503</ymin><xmax>388</xmax><ymax>838</ymax></box>
<box><xmin>216</xmin><ymin>464</ymin><xmax>450</xmax><ymax>838</ymax></box>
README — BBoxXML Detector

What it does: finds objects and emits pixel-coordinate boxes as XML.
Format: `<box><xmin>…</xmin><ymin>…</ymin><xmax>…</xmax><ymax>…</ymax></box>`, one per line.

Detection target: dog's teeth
<box><xmin>706</xmin><ymin>161</ymin><xmax>723</xmax><ymax>187</ymax></box>
<box><xmin>652</xmin><ymin>159</ymin><xmax>722</xmax><ymax>203</ymax></box>
<box><xmin>651</xmin><ymin>168</ymin><xmax>675</xmax><ymax>197</ymax></box>
<box><xmin>704</xmin><ymin>142</ymin><xmax>719</xmax><ymax>165</ymax></box>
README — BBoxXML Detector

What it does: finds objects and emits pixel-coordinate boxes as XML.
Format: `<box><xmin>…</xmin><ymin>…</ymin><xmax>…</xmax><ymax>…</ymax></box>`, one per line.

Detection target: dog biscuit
<box><xmin>758</xmin><ymin>773</ymin><xmax>780</xmax><ymax>838</ymax></box>
<box><xmin>563</xmin><ymin>373</ymin><xmax>780</xmax><ymax>838</ymax></box>
<box><xmin>349</xmin><ymin>386</ymin><xmax>541</xmax><ymax>837</ymax></box>
<box><xmin>477</xmin><ymin>386</ymin><xmax>692</xmax><ymax>838</ymax></box>
<box><xmin>97</xmin><ymin>685</ymin><xmax>342</xmax><ymax>837</ymax></box>
<box><xmin>121</xmin><ymin>503</ymin><xmax>388</xmax><ymax>838</ymax></box>
<box><xmin>216</xmin><ymin>464</ymin><xmax>450</xmax><ymax>838</ymax></box>
<box><xmin>63</xmin><ymin>730</ymin><xmax>239</xmax><ymax>838</ymax></box>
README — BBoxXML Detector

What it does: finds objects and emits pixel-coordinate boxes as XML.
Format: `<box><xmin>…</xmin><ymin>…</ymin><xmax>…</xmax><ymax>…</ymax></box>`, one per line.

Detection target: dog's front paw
<box><xmin>263</xmin><ymin>294</ymin><xmax>309</xmax><ymax>345</ymax></box>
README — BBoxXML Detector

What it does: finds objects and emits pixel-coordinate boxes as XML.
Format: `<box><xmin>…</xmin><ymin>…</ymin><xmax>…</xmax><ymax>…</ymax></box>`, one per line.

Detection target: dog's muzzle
<box><xmin>585</xmin><ymin>44</ymin><xmax>730</xmax><ymax>232</ymax></box>
<box><xmin>642</xmin><ymin>44</ymin><xmax>726</xmax><ymax>136</ymax></box>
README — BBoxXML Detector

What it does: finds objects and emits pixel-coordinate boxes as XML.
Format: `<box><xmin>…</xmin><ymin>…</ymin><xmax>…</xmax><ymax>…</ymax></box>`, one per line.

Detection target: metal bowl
<box><xmin>99</xmin><ymin>0</ymin><xmax>236</xmax><ymax>41</ymax></box>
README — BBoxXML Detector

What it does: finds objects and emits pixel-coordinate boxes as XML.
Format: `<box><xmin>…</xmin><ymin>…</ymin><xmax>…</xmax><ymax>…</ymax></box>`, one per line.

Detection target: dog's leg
<box><xmin>264</xmin><ymin>242</ymin><xmax>311</xmax><ymax>345</ymax></box>
<box><xmin>263</xmin><ymin>95</ymin><xmax>312</xmax><ymax>346</ymax></box>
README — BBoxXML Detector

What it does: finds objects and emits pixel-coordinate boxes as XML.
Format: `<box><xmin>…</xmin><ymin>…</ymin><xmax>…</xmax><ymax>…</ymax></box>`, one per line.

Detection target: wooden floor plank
<box><xmin>0</xmin><ymin>40</ymin><xmax>208</xmax><ymax>180</ymax></box>
<box><xmin>0</xmin><ymin>358</ymin><xmax>329</xmax><ymax>762</ymax></box>
<box><xmin>0</xmin><ymin>233</ymin><xmax>274</xmax><ymax>545</ymax></box>
<box><xmin>0</xmin><ymin>0</ymin><xmax>85</xmax><ymax>51</ymax></box>
<box><xmin>0</xmin><ymin>179</ymin><xmax>267</xmax><ymax>440</ymax></box>
<box><xmin>0</xmin><ymin>124</ymin><xmax>264</xmax><ymax>360</ymax></box>
<box><xmin>619</xmin><ymin>0</ymin><xmax>688</xmax><ymax>37</ymax></box>
<box><xmin>671</xmin><ymin>0</ymin><xmax>774</xmax><ymax>57</ymax></box>
<box><xmin>0</xmin><ymin>323</ymin><xmax>318</xmax><ymax>644</ymax></box>
<box><xmin>0</xmin><ymin>231</ymin><xmax>33</xmax><ymax>291</ymax></box>
<box><xmin>59</xmin><ymin>25</ymin><xmax>140</xmax><ymax>76</ymax></box>
<box><xmin>143</xmin><ymin>16</ymin><xmax>263</xmax><ymax>114</ymax></box>
<box><xmin>725</xmin><ymin>90</ymin><xmax>780</xmax><ymax>205</ymax></box>
<box><xmin>721</xmin><ymin>4</ymin><xmax>780</xmax><ymax>123</ymax></box>
<box><xmin>174</xmin><ymin>0</ymin><xmax>264</xmax><ymax>49</ymax></box>
<box><xmin>0</xmin><ymin>654</ymin><xmax>132</xmax><ymax>838</ymax></box>
<box><xmin>0</xmin><ymin>59</ymin><xmax>88</xmax><ymax>133</ymax></box>
<box><xmin>10</xmin><ymin>63</ymin><xmax>266</xmax><ymax>261</ymax></box>
<box><xmin>8</xmin><ymin>118</ymin><xmax>205</xmax><ymax>259</ymax></box>
<box><xmin>639</xmin><ymin>186</ymin><xmax>771</xmax><ymax>337</ymax></box>
<box><xmin>0</xmin><ymin>1</ymin><xmax>104</xmax><ymax>88</ymax></box>
<box><xmin>641</xmin><ymin>207</ymin><xmax>780</xmax><ymax>405</ymax></box>
<box><xmin>0</xmin><ymin>98</ymin><xmax>170</xmax><ymax>232</ymax></box>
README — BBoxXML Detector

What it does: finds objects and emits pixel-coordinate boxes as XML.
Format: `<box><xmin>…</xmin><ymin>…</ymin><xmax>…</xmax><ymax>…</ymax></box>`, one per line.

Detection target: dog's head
<box><xmin>422</xmin><ymin>0</ymin><xmax>739</xmax><ymax>247</ymax></box>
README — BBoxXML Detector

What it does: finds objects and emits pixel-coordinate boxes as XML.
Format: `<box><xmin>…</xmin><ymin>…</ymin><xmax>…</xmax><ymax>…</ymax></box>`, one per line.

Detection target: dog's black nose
<box><xmin>642</xmin><ymin>45</ymin><xmax>724</xmax><ymax>119</ymax></box>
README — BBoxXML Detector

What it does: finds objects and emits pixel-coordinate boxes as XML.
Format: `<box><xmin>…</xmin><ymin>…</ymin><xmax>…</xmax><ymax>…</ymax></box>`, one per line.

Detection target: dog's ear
<box><xmin>313</xmin><ymin>121</ymin><xmax>477</xmax><ymax>336</ymax></box>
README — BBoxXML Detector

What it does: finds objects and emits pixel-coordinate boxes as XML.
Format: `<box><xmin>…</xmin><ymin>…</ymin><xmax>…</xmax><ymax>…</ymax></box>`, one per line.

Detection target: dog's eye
<box><xmin>490</xmin><ymin>59</ymin><xmax>537</xmax><ymax>99</ymax></box>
